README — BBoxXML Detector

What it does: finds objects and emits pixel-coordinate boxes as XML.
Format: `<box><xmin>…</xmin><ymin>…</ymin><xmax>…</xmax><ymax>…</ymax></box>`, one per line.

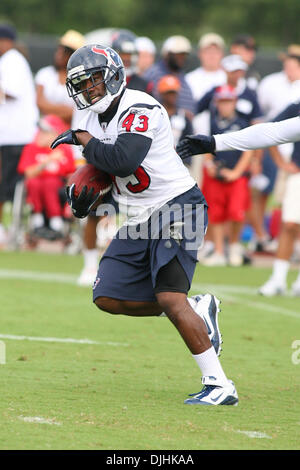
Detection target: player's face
<box><xmin>78</xmin><ymin>71</ymin><xmax>106</xmax><ymax>104</ymax></box>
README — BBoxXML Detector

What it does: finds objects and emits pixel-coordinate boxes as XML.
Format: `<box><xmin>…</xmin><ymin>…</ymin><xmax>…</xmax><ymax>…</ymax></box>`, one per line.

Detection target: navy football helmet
<box><xmin>66</xmin><ymin>44</ymin><xmax>126</xmax><ymax>113</ymax></box>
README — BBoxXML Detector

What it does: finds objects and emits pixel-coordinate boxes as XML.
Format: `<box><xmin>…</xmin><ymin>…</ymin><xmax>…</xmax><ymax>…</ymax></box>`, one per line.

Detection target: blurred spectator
<box><xmin>249</xmin><ymin>44</ymin><xmax>300</xmax><ymax>252</ymax></box>
<box><xmin>258</xmin><ymin>100</ymin><xmax>300</xmax><ymax>296</ymax></box>
<box><xmin>230</xmin><ymin>34</ymin><xmax>260</xmax><ymax>90</ymax></box>
<box><xmin>35</xmin><ymin>29</ymin><xmax>85</xmax><ymax>125</ymax></box>
<box><xmin>136</xmin><ymin>36</ymin><xmax>157</xmax><ymax>75</ymax></box>
<box><xmin>17</xmin><ymin>114</ymin><xmax>76</xmax><ymax>240</ymax></box>
<box><xmin>144</xmin><ymin>35</ymin><xmax>195</xmax><ymax>116</ymax></box>
<box><xmin>196</xmin><ymin>85</ymin><xmax>253</xmax><ymax>266</ymax></box>
<box><xmin>196</xmin><ymin>54</ymin><xmax>263</xmax><ymax>125</ymax></box>
<box><xmin>257</xmin><ymin>44</ymin><xmax>300</xmax><ymax>119</ymax></box>
<box><xmin>0</xmin><ymin>23</ymin><xmax>38</xmax><ymax>246</ymax></box>
<box><xmin>157</xmin><ymin>74</ymin><xmax>194</xmax><ymax>167</ymax></box>
<box><xmin>186</xmin><ymin>33</ymin><xmax>226</xmax><ymax>102</ymax></box>
<box><xmin>111</xmin><ymin>29</ymin><xmax>153</xmax><ymax>94</ymax></box>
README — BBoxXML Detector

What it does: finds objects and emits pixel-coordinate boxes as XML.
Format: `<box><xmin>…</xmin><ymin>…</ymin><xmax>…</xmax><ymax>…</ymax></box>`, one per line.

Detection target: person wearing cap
<box><xmin>230</xmin><ymin>34</ymin><xmax>260</xmax><ymax>90</ymax></box>
<box><xmin>17</xmin><ymin>114</ymin><xmax>76</xmax><ymax>241</ymax></box>
<box><xmin>144</xmin><ymin>35</ymin><xmax>195</xmax><ymax>115</ymax></box>
<box><xmin>157</xmin><ymin>74</ymin><xmax>194</xmax><ymax>167</ymax></box>
<box><xmin>111</xmin><ymin>29</ymin><xmax>153</xmax><ymax>95</ymax></box>
<box><xmin>0</xmin><ymin>23</ymin><xmax>39</xmax><ymax>246</ymax></box>
<box><xmin>35</xmin><ymin>29</ymin><xmax>85</xmax><ymax>126</ymax></box>
<box><xmin>257</xmin><ymin>44</ymin><xmax>300</xmax><ymax>120</ymax></box>
<box><xmin>185</xmin><ymin>84</ymin><xmax>254</xmax><ymax>267</ymax></box>
<box><xmin>136</xmin><ymin>36</ymin><xmax>157</xmax><ymax>76</ymax></box>
<box><xmin>196</xmin><ymin>54</ymin><xmax>263</xmax><ymax>125</ymax></box>
<box><xmin>186</xmin><ymin>32</ymin><xmax>227</xmax><ymax>103</ymax></box>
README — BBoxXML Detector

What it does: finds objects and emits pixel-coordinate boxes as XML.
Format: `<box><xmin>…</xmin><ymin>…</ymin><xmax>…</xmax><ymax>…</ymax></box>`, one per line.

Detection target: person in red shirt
<box><xmin>17</xmin><ymin>114</ymin><xmax>76</xmax><ymax>239</ymax></box>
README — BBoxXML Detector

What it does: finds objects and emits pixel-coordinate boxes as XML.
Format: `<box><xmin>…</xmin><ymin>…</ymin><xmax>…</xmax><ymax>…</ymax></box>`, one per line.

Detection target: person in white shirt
<box><xmin>257</xmin><ymin>44</ymin><xmax>300</xmax><ymax>120</ymax></box>
<box><xmin>176</xmin><ymin>115</ymin><xmax>300</xmax><ymax>296</ymax></box>
<box><xmin>50</xmin><ymin>43</ymin><xmax>239</xmax><ymax>406</ymax></box>
<box><xmin>0</xmin><ymin>24</ymin><xmax>38</xmax><ymax>245</ymax></box>
<box><xmin>186</xmin><ymin>33</ymin><xmax>226</xmax><ymax>103</ymax></box>
<box><xmin>35</xmin><ymin>29</ymin><xmax>85</xmax><ymax>126</ymax></box>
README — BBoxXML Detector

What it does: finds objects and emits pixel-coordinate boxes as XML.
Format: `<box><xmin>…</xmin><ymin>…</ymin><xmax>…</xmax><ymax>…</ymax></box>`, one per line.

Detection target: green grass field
<box><xmin>0</xmin><ymin>250</ymin><xmax>300</xmax><ymax>450</ymax></box>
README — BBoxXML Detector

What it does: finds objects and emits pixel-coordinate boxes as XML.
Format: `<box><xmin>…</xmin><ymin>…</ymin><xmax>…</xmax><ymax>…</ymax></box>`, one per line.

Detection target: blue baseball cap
<box><xmin>0</xmin><ymin>24</ymin><xmax>17</xmax><ymax>41</ymax></box>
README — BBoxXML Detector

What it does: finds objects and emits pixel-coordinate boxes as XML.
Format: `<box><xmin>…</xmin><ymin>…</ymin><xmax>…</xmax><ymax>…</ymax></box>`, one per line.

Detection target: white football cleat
<box><xmin>258</xmin><ymin>278</ymin><xmax>286</xmax><ymax>296</ymax></box>
<box><xmin>184</xmin><ymin>376</ymin><xmax>238</xmax><ymax>405</ymax></box>
<box><xmin>201</xmin><ymin>252</ymin><xmax>226</xmax><ymax>267</ymax></box>
<box><xmin>228</xmin><ymin>243</ymin><xmax>243</xmax><ymax>267</ymax></box>
<box><xmin>77</xmin><ymin>267</ymin><xmax>98</xmax><ymax>287</ymax></box>
<box><xmin>291</xmin><ymin>280</ymin><xmax>300</xmax><ymax>297</ymax></box>
<box><xmin>192</xmin><ymin>294</ymin><xmax>222</xmax><ymax>356</ymax></box>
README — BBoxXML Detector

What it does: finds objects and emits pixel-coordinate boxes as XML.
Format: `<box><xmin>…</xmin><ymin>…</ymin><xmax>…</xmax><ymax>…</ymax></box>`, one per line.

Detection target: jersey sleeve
<box><xmin>117</xmin><ymin>103</ymin><xmax>162</xmax><ymax>140</ymax></box>
<box><xmin>214</xmin><ymin>117</ymin><xmax>300</xmax><ymax>151</ymax></box>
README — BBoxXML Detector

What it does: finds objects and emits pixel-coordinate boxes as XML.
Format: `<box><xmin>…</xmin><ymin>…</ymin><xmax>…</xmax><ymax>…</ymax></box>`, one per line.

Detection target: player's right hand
<box><xmin>51</xmin><ymin>129</ymin><xmax>85</xmax><ymax>149</ymax></box>
<box><xmin>65</xmin><ymin>184</ymin><xmax>101</xmax><ymax>218</ymax></box>
<box><xmin>176</xmin><ymin>135</ymin><xmax>216</xmax><ymax>158</ymax></box>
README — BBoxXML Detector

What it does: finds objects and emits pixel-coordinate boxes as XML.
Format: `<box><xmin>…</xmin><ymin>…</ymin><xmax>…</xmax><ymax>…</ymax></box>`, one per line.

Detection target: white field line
<box><xmin>236</xmin><ymin>429</ymin><xmax>272</xmax><ymax>439</ymax></box>
<box><xmin>0</xmin><ymin>268</ymin><xmax>299</xmax><ymax>320</ymax></box>
<box><xmin>19</xmin><ymin>416</ymin><xmax>62</xmax><ymax>426</ymax></box>
<box><xmin>0</xmin><ymin>268</ymin><xmax>77</xmax><ymax>284</ymax></box>
<box><xmin>0</xmin><ymin>333</ymin><xmax>129</xmax><ymax>347</ymax></box>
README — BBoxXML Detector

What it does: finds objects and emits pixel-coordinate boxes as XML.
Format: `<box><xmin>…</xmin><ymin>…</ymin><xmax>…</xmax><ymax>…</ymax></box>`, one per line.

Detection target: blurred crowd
<box><xmin>1</xmin><ymin>23</ymin><xmax>300</xmax><ymax>295</ymax></box>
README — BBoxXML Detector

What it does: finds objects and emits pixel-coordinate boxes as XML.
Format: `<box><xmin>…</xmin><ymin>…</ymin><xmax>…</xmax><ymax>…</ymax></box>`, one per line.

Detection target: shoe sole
<box><xmin>184</xmin><ymin>396</ymin><xmax>238</xmax><ymax>405</ymax></box>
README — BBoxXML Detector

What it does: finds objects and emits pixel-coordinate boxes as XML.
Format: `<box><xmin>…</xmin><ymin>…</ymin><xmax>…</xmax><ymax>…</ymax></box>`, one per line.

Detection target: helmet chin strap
<box><xmin>89</xmin><ymin>94</ymin><xmax>114</xmax><ymax>113</ymax></box>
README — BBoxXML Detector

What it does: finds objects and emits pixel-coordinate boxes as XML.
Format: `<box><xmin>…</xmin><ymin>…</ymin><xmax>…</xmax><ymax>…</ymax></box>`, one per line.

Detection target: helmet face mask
<box><xmin>66</xmin><ymin>45</ymin><xmax>126</xmax><ymax>113</ymax></box>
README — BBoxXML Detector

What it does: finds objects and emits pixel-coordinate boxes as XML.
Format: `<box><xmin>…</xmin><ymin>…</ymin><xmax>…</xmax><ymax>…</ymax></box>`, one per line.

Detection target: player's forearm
<box><xmin>214</xmin><ymin>117</ymin><xmax>300</xmax><ymax>152</ymax></box>
<box><xmin>83</xmin><ymin>133</ymin><xmax>152</xmax><ymax>177</ymax></box>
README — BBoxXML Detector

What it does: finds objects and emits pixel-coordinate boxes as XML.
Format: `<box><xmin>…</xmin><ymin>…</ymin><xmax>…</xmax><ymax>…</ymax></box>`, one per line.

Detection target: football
<box><xmin>66</xmin><ymin>164</ymin><xmax>112</xmax><ymax>207</ymax></box>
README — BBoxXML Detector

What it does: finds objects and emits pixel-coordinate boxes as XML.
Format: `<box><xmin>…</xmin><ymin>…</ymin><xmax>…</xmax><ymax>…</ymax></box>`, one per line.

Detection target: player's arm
<box><xmin>176</xmin><ymin>116</ymin><xmax>300</xmax><ymax>156</ymax></box>
<box><xmin>81</xmin><ymin>133</ymin><xmax>152</xmax><ymax>177</ymax></box>
<box><xmin>51</xmin><ymin>128</ymin><xmax>152</xmax><ymax>177</ymax></box>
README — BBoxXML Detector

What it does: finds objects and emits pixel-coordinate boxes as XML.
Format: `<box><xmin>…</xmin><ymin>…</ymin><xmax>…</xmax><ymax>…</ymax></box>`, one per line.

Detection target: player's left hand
<box><xmin>50</xmin><ymin>129</ymin><xmax>86</xmax><ymax>149</ymax></box>
<box><xmin>176</xmin><ymin>135</ymin><xmax>216</xmax><ymax>159</ymax></box>
<box><xmin>65</xmin><ymin>183</ymin><xmax>101</xmax><ymax>218</ymax></box>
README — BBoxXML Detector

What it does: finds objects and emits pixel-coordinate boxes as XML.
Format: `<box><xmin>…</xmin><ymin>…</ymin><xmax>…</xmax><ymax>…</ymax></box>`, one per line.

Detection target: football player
<box><xmin>51</xmin><ymin>44</ymin><xmax>238</xmax><ymax>406</ymax></box>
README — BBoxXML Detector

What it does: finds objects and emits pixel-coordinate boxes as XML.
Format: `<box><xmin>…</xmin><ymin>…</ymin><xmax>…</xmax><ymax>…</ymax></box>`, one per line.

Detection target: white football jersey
<box><xmin>78</xmin><ymin>88</ymin><xmax>196</xmax><ymax>225</ymax></box>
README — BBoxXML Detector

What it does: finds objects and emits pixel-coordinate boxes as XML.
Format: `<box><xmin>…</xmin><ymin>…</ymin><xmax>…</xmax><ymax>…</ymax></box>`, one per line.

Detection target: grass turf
<box><xmin>0</xmin><ymin>251</ymin><xmax>299</xmax><ymax>450</ymax></box>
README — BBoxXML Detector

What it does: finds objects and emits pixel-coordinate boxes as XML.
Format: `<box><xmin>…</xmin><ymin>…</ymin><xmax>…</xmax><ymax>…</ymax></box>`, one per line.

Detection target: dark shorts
<box><xmin>93</xmin><ymin>185</ymin><xmax>208</xmax><ymax>303</ymax></box>
<box><xmin>0</xmin><ymin>145</ymin><xmax>24</xmax><ymax>202</ymax></box>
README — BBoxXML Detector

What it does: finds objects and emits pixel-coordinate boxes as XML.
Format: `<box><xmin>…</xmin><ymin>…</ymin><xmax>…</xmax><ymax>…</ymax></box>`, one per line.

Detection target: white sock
<box><xmin>271</xmin><ymin>259</ymin><xmax>290</xmax><ymax>285</ymax></box>
<box><xmin>31</xmin><ymin>213</ymin><xmax>44</xmax><ymax>229</ymax></box>
<box><xmin>49</xmin><ymin>216</ymin><xmax>64</xmax><ymax>232</ymax></box>
<box><xmin>83</xmin><ymin>248</ymin><xmax>99</xmax><ymax>270</ymax></box>
<box><xmin>192</xmin><ymin>346</ymin><xmax>228</xmax><ymax>385</ymax></box>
